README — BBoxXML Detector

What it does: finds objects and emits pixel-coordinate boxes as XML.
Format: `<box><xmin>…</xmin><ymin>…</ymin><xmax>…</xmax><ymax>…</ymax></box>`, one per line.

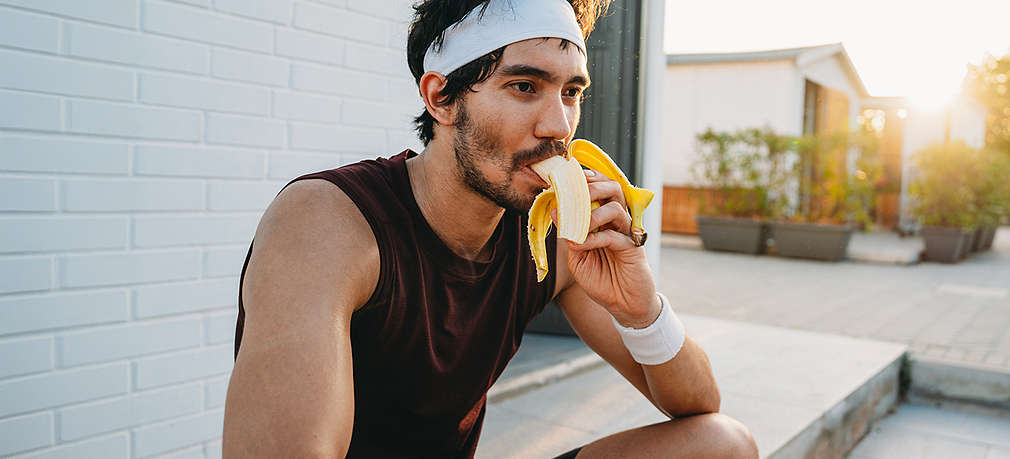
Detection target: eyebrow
<box><xmin>497</xmin><ymin>64</ymin><xmax>591</xmax><ymax>87</ymax></box>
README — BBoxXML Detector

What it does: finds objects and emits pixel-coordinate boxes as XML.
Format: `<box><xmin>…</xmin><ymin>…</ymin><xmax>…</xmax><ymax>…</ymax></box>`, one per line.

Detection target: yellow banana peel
<box><xmin>526</xmin><ymin>139</ymin><xmax>654</xmax><ymax>282</ymax></box>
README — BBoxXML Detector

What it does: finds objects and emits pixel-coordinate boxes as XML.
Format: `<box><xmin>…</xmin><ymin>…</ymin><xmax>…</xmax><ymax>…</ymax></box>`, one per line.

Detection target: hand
<box><xmin>555</xmin><ymin>169</ymin><xmax>660</xmax><ymax>328</ymax></box>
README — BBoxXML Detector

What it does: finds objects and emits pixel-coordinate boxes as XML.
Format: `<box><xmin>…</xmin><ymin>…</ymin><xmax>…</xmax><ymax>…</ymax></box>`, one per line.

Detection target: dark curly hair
<box><xmin>406</xmin><ymin>0</ymin><xmax>611</xmax><ymax>145</ymax></box>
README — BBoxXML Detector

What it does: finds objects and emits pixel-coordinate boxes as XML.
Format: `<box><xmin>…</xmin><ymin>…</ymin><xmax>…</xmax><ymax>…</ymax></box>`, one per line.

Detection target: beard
<box><xmin>451</xmin><ymin>104</ymin><xmax>566</xmax><ymax>212</ymax></box>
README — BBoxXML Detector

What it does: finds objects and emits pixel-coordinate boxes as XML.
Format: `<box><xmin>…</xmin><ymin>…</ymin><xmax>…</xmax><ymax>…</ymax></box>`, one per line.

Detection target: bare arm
<box><xmin>557</xmin><ymin>279</ymin><xmax>720</xmax><ymax>417</ymax></box>
<box><xmin>222</xmin><ymin>179</ymin><xmax>379</xmax><ymax>458</ymax></box>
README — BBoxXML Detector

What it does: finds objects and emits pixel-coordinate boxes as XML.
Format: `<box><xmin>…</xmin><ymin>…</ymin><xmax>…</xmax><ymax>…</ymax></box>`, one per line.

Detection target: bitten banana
<box><xmin>526</xmin><ymin>140</ymin><xmax>654</xmax><ymax>282</ymax></box>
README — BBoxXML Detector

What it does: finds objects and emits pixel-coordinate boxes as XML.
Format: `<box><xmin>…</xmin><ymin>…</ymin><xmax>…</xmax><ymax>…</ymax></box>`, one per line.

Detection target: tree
<box><xmin>963</xmin><ymin>49</ymin><xmax>1010</xmax><ymax>152</ymax></box>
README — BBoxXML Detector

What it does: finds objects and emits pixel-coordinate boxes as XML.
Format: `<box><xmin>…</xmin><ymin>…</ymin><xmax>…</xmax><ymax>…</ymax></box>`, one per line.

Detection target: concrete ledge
<box><xmin>770</xmin><ymin>353</ymin><xmax>904</xmax><ymax>459</ymax></box>
<box><xmin>906</xmin><ymin>354</ymin><xmax>1010</xmax><ymax>411</ymax></box>
<box><xmin>488</xmin><ymin>353</ymin><xmax>605</xmax><ymax>404</ymax></box>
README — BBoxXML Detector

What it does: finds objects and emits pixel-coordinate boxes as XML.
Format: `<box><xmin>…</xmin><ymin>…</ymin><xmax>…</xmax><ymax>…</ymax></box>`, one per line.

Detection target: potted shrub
<box><xmin>768</xmin><ymin>131</ymin><xmax>880</xmax><ymax>262</ymax></box>
<box><xmin>690</xmin><ymin>127</ymin><xmax>788</xmax><ymax>254</ymax></box>
<box><xmin>972</xmin><ymin>148</ymin><xmax>1009</xmax><ymax>251</ymax></box>
<box><xmin>909</xmin><ymin>141</ymin><xmax>980</xmax><ymax>263</ymax></box>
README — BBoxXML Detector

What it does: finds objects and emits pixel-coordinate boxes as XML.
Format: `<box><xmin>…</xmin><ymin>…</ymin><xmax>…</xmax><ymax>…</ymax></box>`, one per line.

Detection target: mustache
<box><xmin>513</xmin><ymin>141</ymin><xmax>567</xmax><ymax>169</ymax></box>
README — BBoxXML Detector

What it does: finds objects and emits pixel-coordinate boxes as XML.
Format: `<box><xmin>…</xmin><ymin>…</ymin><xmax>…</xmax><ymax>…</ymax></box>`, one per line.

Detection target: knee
<box><xmin>702</xmin><ymin>413</ymin><xmax>759</xmax><ymax>459</ymax></box>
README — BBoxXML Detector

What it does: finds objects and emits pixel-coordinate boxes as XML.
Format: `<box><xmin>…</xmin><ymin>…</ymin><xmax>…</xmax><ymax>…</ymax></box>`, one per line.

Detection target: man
<box><xmin>223</xmin><ymin>0</ymin><xmax>758</xmax><ymax>457</ymax></box>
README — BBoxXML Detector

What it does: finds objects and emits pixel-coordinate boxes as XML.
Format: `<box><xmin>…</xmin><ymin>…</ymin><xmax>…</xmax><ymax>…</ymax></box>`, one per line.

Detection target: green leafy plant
<box><xmin>690</xmin><ymin>126</ymin><xmax>790</xmax><ymax>218</ymax></box>
<box><xmin>974</xmin><ymin>148</ymin><xmax>1010</xmax><ymax>226</ymax></box>
<box><xmin>788</xmin><ymin>131</ymin><xmax>881</xmax><ymax>227</ymax></box>
<box><xmin>908</xmin><ymin>141</ymin><xmax>980</xmax><ymax>229</ymax></box>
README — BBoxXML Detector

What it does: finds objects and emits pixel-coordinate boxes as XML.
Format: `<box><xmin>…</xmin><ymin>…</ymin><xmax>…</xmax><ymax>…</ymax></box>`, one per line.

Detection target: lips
<box><xmin>522</xmin><ymin>166</ymin><xmax>549</xmax><ymax>188</ymax></box>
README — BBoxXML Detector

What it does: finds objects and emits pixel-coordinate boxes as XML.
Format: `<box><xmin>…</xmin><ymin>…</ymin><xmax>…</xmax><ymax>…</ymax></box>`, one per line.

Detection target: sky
<box><xmin>664</xmin><ymin>0</ymin><xmax>1010</xmax><ymax>109</ymax></box>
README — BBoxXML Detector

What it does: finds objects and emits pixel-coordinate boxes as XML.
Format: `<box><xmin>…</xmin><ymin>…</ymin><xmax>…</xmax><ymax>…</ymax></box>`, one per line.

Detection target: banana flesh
<box><xmin>526</xmin><ymin>140</ymin><xmax>654</xmax><ymax>283</ymax></box>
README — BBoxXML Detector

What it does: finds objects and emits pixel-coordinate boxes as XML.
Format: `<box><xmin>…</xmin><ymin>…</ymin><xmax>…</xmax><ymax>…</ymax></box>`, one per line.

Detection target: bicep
<box><xmin>222</xmin><ymin>180</ymin><xmax>378</xmax><ymax>458</ymax></box>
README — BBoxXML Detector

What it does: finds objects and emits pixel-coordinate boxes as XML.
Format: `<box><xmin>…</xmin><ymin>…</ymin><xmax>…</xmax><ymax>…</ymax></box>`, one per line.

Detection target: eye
<box><xmin>511</xmin><ymin>82</ymin><xmax>535</xmax><ymax>93</ymax></box>
<box><xmin>563</xmin><ymin>87</ymin><xmax>583</xmax><ymax>99</ymax></box>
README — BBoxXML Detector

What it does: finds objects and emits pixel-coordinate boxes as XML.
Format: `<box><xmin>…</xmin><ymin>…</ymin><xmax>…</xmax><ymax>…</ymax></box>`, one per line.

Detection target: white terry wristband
<box><xmin>611</xmin><ymin>292</ymin><xmax>686</xmax><ymax>365</ymax></box>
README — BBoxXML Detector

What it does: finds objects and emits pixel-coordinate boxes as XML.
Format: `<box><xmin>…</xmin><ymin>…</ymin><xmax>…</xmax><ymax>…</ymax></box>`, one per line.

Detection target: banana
<box><xmin>526</xmin><ymin>140</ymin><xmax>654</xmax><ymax>282</ymax></box>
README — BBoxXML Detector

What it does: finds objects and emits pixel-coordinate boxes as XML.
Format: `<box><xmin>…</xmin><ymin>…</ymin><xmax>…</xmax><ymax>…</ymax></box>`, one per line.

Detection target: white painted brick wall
<box><xmin>1</xmin><ymin>0</ymin><xmax>422</xmax><ymax>454</ymax></box>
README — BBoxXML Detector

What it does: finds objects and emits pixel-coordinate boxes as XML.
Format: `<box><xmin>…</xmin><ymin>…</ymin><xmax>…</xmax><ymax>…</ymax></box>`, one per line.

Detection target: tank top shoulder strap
<box><xmin>278</xmin><ymin>152</ymin><xmax>412</xmax><ymax>311</ymax></box>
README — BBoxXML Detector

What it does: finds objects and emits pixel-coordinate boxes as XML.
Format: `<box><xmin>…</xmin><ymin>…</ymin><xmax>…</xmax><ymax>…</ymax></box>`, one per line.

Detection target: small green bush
<box><xmin>908</xmin><ymin>141</ymin><xmax>980</xmax><ymax>229</ymax></box>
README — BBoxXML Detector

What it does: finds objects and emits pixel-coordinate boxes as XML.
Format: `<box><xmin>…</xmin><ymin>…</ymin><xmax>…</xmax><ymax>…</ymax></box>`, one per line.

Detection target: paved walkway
<box><xmin>658</xmin><ymin>227</ymin><xmax>1010</xmax><ymax>371</ymax></box>
<box><xmin>848</xmin><ymin>402</ymin><xmax>1010</xmax><ymax>459</ymax></box>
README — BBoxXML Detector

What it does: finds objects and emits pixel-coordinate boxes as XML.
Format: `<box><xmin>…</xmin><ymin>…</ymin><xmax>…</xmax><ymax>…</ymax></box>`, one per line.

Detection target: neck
<box><xmin>406</xmin><ymin>140</ymin><xmax>506</xmax><ymax>262</ymax></box>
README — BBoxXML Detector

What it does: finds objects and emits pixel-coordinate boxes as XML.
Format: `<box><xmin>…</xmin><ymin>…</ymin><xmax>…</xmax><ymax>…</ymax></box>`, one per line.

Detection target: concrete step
<box><xmin>906</xmin><ymin>355</ymin><xmax>1010</xmax><ymax>413</ymax></box>
<box><xmin>479</xmin><ymin>314</ymin><xmax>907</xmax><ymax>458</ymax></box>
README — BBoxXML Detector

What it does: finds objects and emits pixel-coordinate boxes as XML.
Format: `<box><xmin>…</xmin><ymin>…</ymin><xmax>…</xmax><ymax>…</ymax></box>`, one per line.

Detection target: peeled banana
<box><xmin>526</xmin><ymin>139</ymin><xmax>655</xmax><ymax>282</ymax></box>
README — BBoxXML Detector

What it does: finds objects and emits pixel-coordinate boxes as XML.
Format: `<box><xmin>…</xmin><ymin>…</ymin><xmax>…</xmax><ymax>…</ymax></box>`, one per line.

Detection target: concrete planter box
<box><xmin>960</xmin><ymin>229</ymin><xmax>977</xmax><ymax>259</ymax></box>
<box><xmin>921</xmin><ymin>226</ymin><xmax>968</xmax><ymax>263</ymax></box>
<box><xmin>695</xmin><ymin>216</ymin><xmax>767</xmax><ymax>255</ymax></box>
<box><xmin>980</xmin><ymin>226</ymin><xmax>998</xmax><ymax>251</ymax></box>
<box><xmin>769</xmin><ymin>221</ymin><xmax>853</xmax><ymax>262</ymax></box>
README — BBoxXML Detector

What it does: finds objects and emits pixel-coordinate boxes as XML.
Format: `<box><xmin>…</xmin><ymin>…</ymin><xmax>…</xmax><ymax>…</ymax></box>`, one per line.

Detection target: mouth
<box><xmin>522</xmin><ymin>166</ymin><xmax>549</xmax><ymax>188</ymax></box>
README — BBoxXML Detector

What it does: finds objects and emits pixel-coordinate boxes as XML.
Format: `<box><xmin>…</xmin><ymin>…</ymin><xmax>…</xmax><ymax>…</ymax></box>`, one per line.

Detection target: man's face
<box><xmin>451</xmin><ymin>37</ymin><xmax>590</xmax><ymax>212</ymax></box>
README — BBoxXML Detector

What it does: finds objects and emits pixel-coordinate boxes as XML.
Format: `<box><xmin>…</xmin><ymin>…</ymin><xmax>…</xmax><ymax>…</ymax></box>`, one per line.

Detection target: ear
<box><xmin>418</xmin><ymin>71</ymin><xmax>456</xmax><ymax>126</ymax></box>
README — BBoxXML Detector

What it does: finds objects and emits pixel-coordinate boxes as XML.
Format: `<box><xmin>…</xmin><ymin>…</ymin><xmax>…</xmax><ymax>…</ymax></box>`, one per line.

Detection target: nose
<box><xmin>534</xmin><ymin>94</ymin><xmax>574</xmax><ymax>142</ymax></box>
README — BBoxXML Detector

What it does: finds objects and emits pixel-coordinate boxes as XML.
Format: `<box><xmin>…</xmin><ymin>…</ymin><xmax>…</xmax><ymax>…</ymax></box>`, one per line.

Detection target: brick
<box><xmin>290</xmin><ymin>122</ymin><xmax>386</xmax><ymax>153</ymax></box>
<box><xmin>207</xmin><ymin>181</ymin><xmax>283</xmax><ymax>211</ymax></box>
<box><xmin>134</xmin><ymin>145</ymin><xmax>265</xmax><ymax>179</ymax></box>
<box><xmin>206</xmin><ymin>113</ymin><xmax>285</xmax><ymax>148</ymax></box>
<box><xmin>132</xmin><ymin>409</ymin><xmax>225</xmax><ymax>457</ymax></box>
<box><xmin>0</xmin><ymin>0</ymin><xmax>136</xmax><ymax>28</ymax></box>
<box><xmin>0</xmin><ymin>290</ymin><xmax>129</xmax><ymax>335</ymax></box>
<box><xmin>134</xmin><ymin>214</ymin><xmax>259</xmax><ymax>247</ymax></box>
<box><xmin>274</xmin><ymin>28</ymin><xmax>344</xmax><ymax>65</ymax></box>
<box><xmin>139</xmin><ymin>73</ymin><xmax>269</xmax><ymax>115</ymax></box>
<box><xmin>62</xmin><ymin>178</ymin><xmax>203</xmax><ymax>212</ymax></box>
<box><xmin>59</xmin><ymin>383</ymin><xmax>202</xmax><ymax>441</ymax></box>
<box><xmin>205</xmin><ymin>440</ymin><xmax>223</xmax><ymax>459</ymax></box>
<box><xmin>342</xmin><ymin>99</ymin><xmax>417</xmax><ymax>130</ymax></box>
<box><xmin>293</xmin><ymin>2</ymin><xmax>387</xmax><ymax>46</ymax></box>
<box><xmin>59</xmin><ymin>317</ymin><xmax>202</xmax><ymax>366</ymax></box>
<box><xmin>0</xmin><ymin>7</ymin><xmax>59</xmax><ymax>52</ymax></box>
<box><xmin>347</xmin><ymin>0</ymin><xmax>409</xmax><ymax>21</ymax></box>
<box><xmin>387</xmin><ymin>78</ymin><xmax>421</xmax><ymax>104</ymax></box>
<box><xmin>0</xmin><ymin>136</ymin><xmax>130</xmax><ymax>175</ymax></box>
<box><xmin>387</xmin><ymin>128</ymin><xmax>423</xmax><ymax>152</ymax></box>
<box><xmin>65</xmin><ymin>22</ymin><xmax>209</xmax><ymax>75</ymax></box>
<box><xmin>0</xmin><ymin>178</ymin><xmax>56</xmax><ymax>211</ymax></box>
<box><xmin>291</xmin><ymin>63</ymin><xmax>385</xmax><ymax>98</ymax></box>
<box><xmin>273</xmin><ymin>91</ymin><xmax>341</xmax><ymax>123</ymax></box>
<box><xmin>61</xmin><ymin>250</ymin><xmax>200</xmax><ymax>288</ymax></box>
<box><xmin>214</xmin><ymin>0</ymin><xmax>292</xmax><ymax>24</ymax></box>
<box><xmin>0</xmin><ymin>216</ymin><xmax>127</xmax><ymax>254</ymax></box>
<box><xmin>203</xmin><ymin>245</ymin><xmax>249</xmax><ymax>278</ymax></box>
<box><xmin>0</xmin><ymin>412</ymin><xmax>52</xmax><ymax>456</ymax></box>
<box><xmin>133</xmin><ymin>277</ymin><xmax>237</xmax><ymax>318</ymax></box>
<box><xmin>144</xmin><ymin>0</ymin><xmax>272</xmax><ymax>53</ymax></box>
<box><xmin>0</xmin><ymin>49</ymin><xmax>133</xmax><ymax>101</ymax></box>
<box><xmin>0</xmin><ymin>90</ymin><xmax>59</xmax><ymax>131</ymax></box>
<box><xmin>345</xmin><ymin>42</ymin><xmax>405</xmax><ymax>75</ymax></box>
<box><xmin>17</xmin><ymin>434</ymin><xmax>128</xmax><ymax>459</ymax></box>
<box><xmin>211</xmin><ymin>48</ymin><xmax>289</xmax><ymax>87</ymax></box>
<box><xmin>134</xmin><ymin>345</ymin><xmax>233</xmax><ymax>389</ymax></box>
<box><xmin>158</xmin><ymin>446</ymin><xmax>205</xmax><ymax>459</ymax></box>
<box><xmin>67</xmin><ymin>100</ymin><xmax>202</xmax><ymax>141</ymax></box>
<box><xmin>0</xmin><ymin>363</ymin><xmax>128</xmax><ymax>417</ymax></box>
<box><xmin>0</xmin><ymin>336</ymin><xmax>51</xmax><ymax>379</ymax></box>
<box><xmin>267</xmin><ymin>151</ymin><xmax>343</xmax><ymax>180</ymax></box>
<box><xmin>205</xmin><ymin>310</ymin><xmax>237</xmax><ymax>345</ymax></box>
<box><xmin>0</xmin><ymin>256</ymin><xmax>51</xmax><ymax>295</ymax></box>
<box><xmin>204</xmin><ymin>374</ymin><xmax>230</xmax><ymax>409</ymax></box>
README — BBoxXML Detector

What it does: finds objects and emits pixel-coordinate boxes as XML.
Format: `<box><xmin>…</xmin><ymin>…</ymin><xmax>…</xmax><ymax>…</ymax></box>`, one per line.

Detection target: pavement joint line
<box><xmin>488</xmin><ymin>353</ymin><xmax>606</xmax><ymax>404</ymax></box>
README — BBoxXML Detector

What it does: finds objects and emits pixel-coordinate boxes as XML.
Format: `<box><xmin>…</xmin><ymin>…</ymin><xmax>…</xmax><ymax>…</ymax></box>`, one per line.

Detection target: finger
<box><xmin>588</xmin><ymin>200</ymin><xmax>632</xmax><ymax>235</ymax></box>
<box><xmin>586</xmin><ymin>177</ymin><xmax>627</xmax><ymax>210</ymax></box>
<box><xmin>567</xmin><ymin>229</ymin><xmax>639</xmax><ymax>252</ymax></box>
<box><xmin>550</xmin><ymin>208</ymin><xmax>558</xmax><ymax>227</ymax></box>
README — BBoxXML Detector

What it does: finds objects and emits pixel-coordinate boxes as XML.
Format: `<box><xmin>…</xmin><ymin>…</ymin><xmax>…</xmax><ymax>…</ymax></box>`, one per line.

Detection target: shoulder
<box><xmin>248</xmin><ymin>178</ymin><xmax>380</xmax><ymax>314</ymax></box>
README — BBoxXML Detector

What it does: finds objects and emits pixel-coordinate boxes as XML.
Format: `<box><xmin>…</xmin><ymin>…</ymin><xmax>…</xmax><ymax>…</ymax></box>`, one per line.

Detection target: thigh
<box><xmin>573</xmin><ymin>413</ymin><xmax>757</xmax><ymax>459</ymax></box>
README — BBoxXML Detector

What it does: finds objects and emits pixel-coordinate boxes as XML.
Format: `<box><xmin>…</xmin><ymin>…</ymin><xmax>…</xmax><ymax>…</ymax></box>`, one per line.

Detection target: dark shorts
<box><xmin>553</xmin><ymin>446</ymin><xmax>582</xmax><ymax>459</ymax></box>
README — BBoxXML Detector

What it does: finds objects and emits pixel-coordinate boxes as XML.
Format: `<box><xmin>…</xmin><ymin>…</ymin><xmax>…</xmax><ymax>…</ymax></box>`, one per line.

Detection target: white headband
<box><xmin>422</xmin><ymin>0</ymin><xmax>587</xmax><ymax>76</ymax></box>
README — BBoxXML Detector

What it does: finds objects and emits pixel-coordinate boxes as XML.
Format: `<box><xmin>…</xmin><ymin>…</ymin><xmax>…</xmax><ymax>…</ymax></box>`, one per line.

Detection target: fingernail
<box><xmin>584</xmin><ymin>169</ymin><xmax>595</xmax><ymax>177</ymax></box>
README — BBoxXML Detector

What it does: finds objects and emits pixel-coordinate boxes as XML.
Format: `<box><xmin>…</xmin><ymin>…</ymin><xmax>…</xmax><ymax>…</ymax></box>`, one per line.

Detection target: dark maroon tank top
<box><xmin>234</xmin><ymin>150</ymin><xmax>558</xmax><ymax>457</ymax></box>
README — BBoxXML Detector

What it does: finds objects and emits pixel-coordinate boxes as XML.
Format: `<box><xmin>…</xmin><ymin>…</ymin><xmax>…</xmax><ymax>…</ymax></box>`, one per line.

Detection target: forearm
<box><xmin>640</xmin><ymin>336</ymin><xmax>721</xmax><ymax>417</ymax></box>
